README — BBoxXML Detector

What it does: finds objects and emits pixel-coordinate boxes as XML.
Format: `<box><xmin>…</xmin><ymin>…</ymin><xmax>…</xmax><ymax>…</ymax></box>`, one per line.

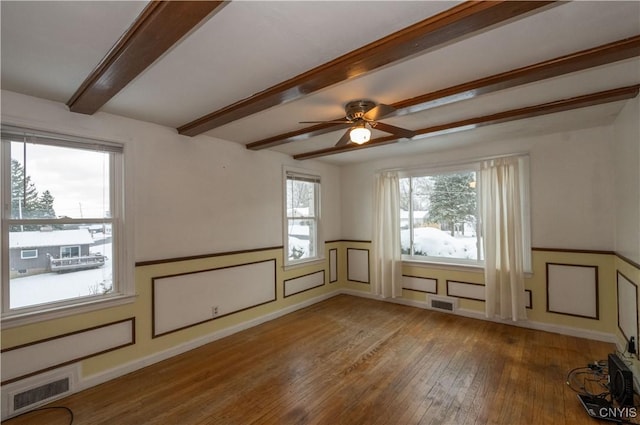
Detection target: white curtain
<box><xmin>372</xmin><ymin>171</ymin><xmax>403</xmax><ymax>298</ymax></box>
<box><xmin>480</xmin><ymin>157</ymin><xmax>527</xmax><ymax>321</ymax></box>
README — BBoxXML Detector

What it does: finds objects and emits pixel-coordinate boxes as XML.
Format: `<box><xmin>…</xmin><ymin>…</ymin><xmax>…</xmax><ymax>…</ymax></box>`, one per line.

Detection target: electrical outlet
<box><xmin>212</xmin><ymin>306</ymin><xmax>219</xmax><ymax>317</ymax></box>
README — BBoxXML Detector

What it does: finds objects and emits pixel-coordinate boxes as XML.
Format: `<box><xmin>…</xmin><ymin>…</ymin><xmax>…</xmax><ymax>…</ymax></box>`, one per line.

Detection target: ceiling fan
<box><xmin>300</xmin><ymin>100</ymin><xmax>416</xmax><ymax>147</ymax></box>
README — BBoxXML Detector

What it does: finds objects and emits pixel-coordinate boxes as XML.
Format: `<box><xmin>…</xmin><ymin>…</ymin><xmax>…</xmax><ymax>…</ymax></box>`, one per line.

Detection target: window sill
<box><xmin>283</xmin><ymin>257</ymin><xmax>325</xmax><ymax>272</ymax></box>
<box><xmin>1</xmin><ymin>294</ymin><xmax>137</xmax><ymax>329</ymax></box>
<box><xmin>402</xmin><ymin>259</ymin><xmax>533</xmax><ymax>278</ymax></box>
<box><xmin>402</xmin><ymin>259</ymin><xmax>484</xmax><ymax>273</ymax></box>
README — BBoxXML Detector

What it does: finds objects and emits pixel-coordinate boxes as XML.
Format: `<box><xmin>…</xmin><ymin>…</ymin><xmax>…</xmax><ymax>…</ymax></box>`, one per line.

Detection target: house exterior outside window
<box><xmin>1</xmin><ymin>126</ymin><xmax>133</xmax><ymax>323</ymax></box>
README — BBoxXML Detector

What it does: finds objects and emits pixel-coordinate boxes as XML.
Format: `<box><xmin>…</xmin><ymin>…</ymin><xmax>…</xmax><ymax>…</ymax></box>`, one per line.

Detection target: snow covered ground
<box><xmin>401</xmin><ymin>227</ymin><xmax>478</xmax><ymax>260</ymax></box>
<box><xmin>11</xmin><ymin>227</ymin><xmax>477</xmax><ymax>309</ymax></box>
<box><xmin>10</xmin><ymin>243</ymin><xmax>113</xmax><ymax>309</ymax></box>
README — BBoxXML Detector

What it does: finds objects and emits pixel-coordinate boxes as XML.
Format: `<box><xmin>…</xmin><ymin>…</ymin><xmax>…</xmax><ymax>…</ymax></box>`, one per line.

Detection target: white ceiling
<box><xmin>1</xmin><ymin>1</ymin><xmax>639</xmax><ymax>165</ymax></box>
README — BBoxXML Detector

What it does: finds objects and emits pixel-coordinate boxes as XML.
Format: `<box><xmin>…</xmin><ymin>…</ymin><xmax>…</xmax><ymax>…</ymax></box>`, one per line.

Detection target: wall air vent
<box><xmin>13</xmin><ymin>377</ymin><xmax>70</xmax><ymax>411</ymax></box>
<box><xmin>2</xmin><ymin>366</ymin><xmax>78</xmax><ymax>420</ymax></box>
<box><xmin>428</xmin><ymin>295</ymin><xmax>458</xmax><ymax>313</ymax></box>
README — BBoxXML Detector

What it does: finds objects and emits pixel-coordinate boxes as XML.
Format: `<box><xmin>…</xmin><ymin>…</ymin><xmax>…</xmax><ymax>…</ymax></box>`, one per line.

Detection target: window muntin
<box><xmin>285</xmin><ymin>171</ymin><xmax>321</xmax><ymax>265</ymax></box>
<box><xmin>2</xmin><ymin>128</ymin><xmax>124</xmax><ymax>315</ymax></box>
<box><xmin>400</xmin><ymin>170</ymin><xmax>482</xmax><ymax>265</ymax></box>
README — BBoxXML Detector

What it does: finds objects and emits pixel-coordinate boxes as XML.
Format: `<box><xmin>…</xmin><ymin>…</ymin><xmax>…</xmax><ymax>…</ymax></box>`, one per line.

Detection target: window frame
<box><xmin>20</xmin><ymin>249</ymin><xmax>38</xmax><ymax>259</ymax></box>
<box><xmin>1</xmin><ymin>126</ymin><xmax>135</xmax><ymax>327</ymax></box>
<box><xmin>60</xmin><ymin>246</ymin><xmax>81</xmax><ymax>258</ymax></box>
<box><xmin>397</xmin><ymin>156</ymin><xmax>531</xmax><ymax>271</ymax></box>
<box><xmin>400</xmin><ymin>164</ymin><xmax>483</xmax><ymax>267</ymax></box>
<box><xmin>283</xmin><ymin>167</ymin><xmax>323</xmax><ymax>268</ymax></box>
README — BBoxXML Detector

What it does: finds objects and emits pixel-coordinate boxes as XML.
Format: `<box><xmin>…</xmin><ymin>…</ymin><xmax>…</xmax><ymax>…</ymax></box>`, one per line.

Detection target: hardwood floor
<box><xmin>5</xmin><ymin>295</ymin><xmax>622</xmax><ymax>425</ymax></box>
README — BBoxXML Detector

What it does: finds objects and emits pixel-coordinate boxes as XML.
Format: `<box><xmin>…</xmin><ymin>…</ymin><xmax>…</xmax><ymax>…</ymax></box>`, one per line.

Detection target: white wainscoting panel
<box><xmin>347</xmin><ymin>248</ymin><xmax>369</xmax><ymax>283</ymax></box>
<box><xmin>284</xmin><ymin>270</ymin><xmax>325</xmax><ymax>297</ymax></box>
<box><xmin>329</xmin><ymin>249</ymin><xmax>337</xmax><ymax>283</ymax></box>
<box><xmin>403</xmin><ymin>275</ymin><xmax>437</xmax><ymax>294</ymax></box>
<box><xmin>447</xmin><ymin>280</ymin><xmax>485</xmax><ymax>301</ymax></box>
<box><xmin>1</xmin><ymin>318</ymin><xmax>134</xmax><ymax>384</ymax></box>
<box><xmin>525</xmin><ymin>289</ymin><xmax>532</xmax><ymax>309</ymax></box>
<box><xmin>153</xmin><ymin>259</ymin><xmax>276</xmax><ymax>337</ymax></box>
<box><xmin>547</xmin><ymin>263</ymin><xmax>598</xmax><ymax>319</ymax></box>
<box><xmin>617</xmin><ymin>271</ymin><xmax>638</xmax><ymax>348</ymax></box>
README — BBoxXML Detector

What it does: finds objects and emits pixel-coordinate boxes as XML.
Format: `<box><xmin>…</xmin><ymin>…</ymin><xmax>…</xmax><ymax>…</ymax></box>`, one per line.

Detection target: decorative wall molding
<box><xmin>446</xmin><ymin>280</ymin><xmax>485</xmax><ymax>301</ymax></box>
<box><xmin>617</xmin><ymin>271</ymin><xmax>639</xmax><ymax>359</ymax></box>
<box><xmin>1</xmin><ymin>318</ymin><xmax>135</xmax><ymax>385</ymax></box>
<box><xmin>525</xmin><ymin>289</ymin><xmax>533</xmax><ymax>310</ymax></box>
<box><xmin>402</xmin><ymin>275</ymin><xmax>437</xmax><ymax>294</ymax></box>
<box><xmin>136</xmin><ymin>245</ymin><xmax>283</xmax><ymax>267</ymax></box>
<box><xmin>347</xmin><ymin>248</ymin><xmax>370</xmax><ymax>284</ymax></box>
<box><xmin>152</xmin><ymin>259</ymin><xmax>277</xmax><ymax>337</ymax></box>
<box><xmin>284</xmin><ymin>270</ymin><xmax>325</xmax><ymax>298</ymax></box>
<box><xmin>546</xmin><ymin>262</ymin><xmax>599</xmax><ymax>320</ymax></box>
<box><xmin>329</xmin><ymin>248</ymin><xmax>338</xmax><ymax>283</ymax></box>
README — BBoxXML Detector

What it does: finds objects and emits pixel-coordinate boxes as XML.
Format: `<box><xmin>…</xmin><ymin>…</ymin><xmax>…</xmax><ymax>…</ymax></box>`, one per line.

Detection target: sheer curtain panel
<box><xmin>480</xmin><ymin>157</ymin><xmax>527</xmax><ymax>321</ymax></box>
<box><xmin>372</xmin><ymin>172</ymin><xmax>403</xmax><ymax>298</ymax></box>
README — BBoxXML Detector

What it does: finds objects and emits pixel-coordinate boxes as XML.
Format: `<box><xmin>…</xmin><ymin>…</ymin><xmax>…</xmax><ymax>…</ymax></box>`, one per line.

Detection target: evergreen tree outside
<box><xmin>427</xmin><ymin>172</ymin><xmax>476</xmax><ymax>236</ymax></box>
<box><xmin>10</xmin><ymin>159</ymin><xmax>56</xmax><ymax>230</ymax></box>
<box><xmin>37</xmin><ymin>190</ymin><xmax>56</xmax><ymax>218</ymax></box>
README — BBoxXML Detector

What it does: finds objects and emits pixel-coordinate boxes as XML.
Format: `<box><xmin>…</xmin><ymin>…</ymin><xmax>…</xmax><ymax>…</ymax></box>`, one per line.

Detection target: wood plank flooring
<box><xmin>4</xmin><ymin>295</ymin><xmax>623</xmax><ymax>425</ymax></box>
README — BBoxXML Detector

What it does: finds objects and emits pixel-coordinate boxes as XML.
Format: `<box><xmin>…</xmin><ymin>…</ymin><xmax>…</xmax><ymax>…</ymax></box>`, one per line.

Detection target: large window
<box><xmin>399</xmin><ymin>157</ymin><xmax>531</xmax><ymax>271</ymax></box>
<box><xmin>284</xmin><ymin>170</ymin><xmax>321</xmax><ymax>265</ymax></box>
<box><xmin>1</xmin><ymin>127</ymin><xmax>130</xmax><ymax>320</ymax></box>
<box><xmin>400</xmin><ymin>169</ymin><xmax>481</xmax><ymax>265</ymax></box>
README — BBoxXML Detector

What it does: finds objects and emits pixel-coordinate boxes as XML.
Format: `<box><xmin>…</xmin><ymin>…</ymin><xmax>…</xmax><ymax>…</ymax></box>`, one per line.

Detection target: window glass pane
<box><xmin>287</xmin><ymin>219</ymin><xmax>316</xmax><ymax>261</ymax></box>
<box><xmin>10</xmin><ymin>141</ymin><xmax>111</xmax><ymax>220</ymax></box>
<box><xmin>20</xmin><ymin>249</ymin><xmax>38</xmax><ymax>259</ymax></box>
<box><xmin>286</xmin><ymin>179</ymin><xmax>315</xmax><ymax>218</ymax></box>
<box><xmin>9</xmin><ymin>224</ymin><xmax>113</xmax><ymax>309</ymax></box>
<box><xmin>4</xmin><ymin>135</ymin><xmax>118</xmax><ymax>313</ymax></box>
<box><xmin>399</xmin><ymin>177</ymin><xmax>411</xmax><ymax>254</ymax></box>
<box><xmin>402</xmin><ymin>171</ymin><xmax>479</xmax><ymax>262</ymax></box>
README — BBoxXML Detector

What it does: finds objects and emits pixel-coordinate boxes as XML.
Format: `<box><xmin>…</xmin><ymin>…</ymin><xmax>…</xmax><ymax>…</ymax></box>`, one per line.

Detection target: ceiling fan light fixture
<box><xmin>350</xmin><ymin>124</ymin><xmax>371</xmax><ymax>144</ymax></box>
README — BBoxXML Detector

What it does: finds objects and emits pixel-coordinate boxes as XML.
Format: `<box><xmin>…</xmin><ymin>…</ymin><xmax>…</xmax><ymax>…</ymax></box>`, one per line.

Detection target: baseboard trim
<box><xmin>79</xmin><ymin>289</ymin><xmax>341</xmax><ymax>392</ymax></box>
<box><xmin>342</xmin><ymin>288</ymin><xmax>618</xmax><ymax>344</ymax></box>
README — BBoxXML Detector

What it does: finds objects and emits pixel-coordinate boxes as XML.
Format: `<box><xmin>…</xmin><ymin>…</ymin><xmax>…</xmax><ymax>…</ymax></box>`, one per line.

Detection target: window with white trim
<box><xmin>1</xmin><ymin>127</ymin><xmax>130</xmax><ymax>317</ymax></box>
<box><xmin>399</xmin><ymin>158</ymin><xmax>531</xmax><ymax>270</ymax></box>
<box><xmin>20</xmin><ymin>249</ymin><xmax>37</xmax><ymax>259</ymax></box>
<box><xmin>284</xmin><ymin>170</ymin><xmax>321</xmax><ymax>265</ymax></box>
<box><xmin>400</xmin><ymin>168</ymin><xmax>482</xmax><ymax>265</ymax></box>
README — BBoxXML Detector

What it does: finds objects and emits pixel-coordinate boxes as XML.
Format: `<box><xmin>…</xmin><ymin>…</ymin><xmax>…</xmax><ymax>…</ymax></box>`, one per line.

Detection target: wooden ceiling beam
<box><xmin>248</xmin><ymin>34</ymin><xmax>640</xmax><ymax>150</ymax></box>
<box><xmin>178</xmin><ymin>1</ymin><xmax>557</xmax><ymax>136</ymax></box>
<box><xmin>67</xmin><ymin>1</ymin><xmax>226</xmax><ymax>115</ymax></box>
<box><xmin>293</xmin><ymin>84</ymin><xmax>640</xmax><ymax>160</ymax></box>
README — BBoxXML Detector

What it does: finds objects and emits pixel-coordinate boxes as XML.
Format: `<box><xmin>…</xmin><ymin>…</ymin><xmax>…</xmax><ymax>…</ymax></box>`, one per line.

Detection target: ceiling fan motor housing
<box><xmin>345</xmin><ymin>100</ymin><xmax>376</xmax><ymax>121</ymax></box>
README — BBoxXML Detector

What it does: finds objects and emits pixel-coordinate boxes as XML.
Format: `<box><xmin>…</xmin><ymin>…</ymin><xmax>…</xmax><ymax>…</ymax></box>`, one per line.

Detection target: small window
<box><xmin>20</xmin><ymin>249</ymin><xmax>38</xmax><ymax>259</ymax></box>
<box><xmin>400</xmin><ymin>169</ymin><xmax>481</xmax><ymax>265</ymax></box>
<box><xmin>60</xmin><ymin>246</ymin><xmax>80</xmax><ymax>258</ymax></box>
<box><xmin>284</xmin><ymin>170</ymin><xmax>321</xmax><ymax>265</ymax></box>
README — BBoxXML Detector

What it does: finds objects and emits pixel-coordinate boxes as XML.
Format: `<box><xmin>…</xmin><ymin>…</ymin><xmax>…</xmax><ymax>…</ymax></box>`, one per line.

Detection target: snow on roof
<box><xmin>10</xmin><ymin>229</ymin><xmax>94</xmax><ymax>249</ymax></box>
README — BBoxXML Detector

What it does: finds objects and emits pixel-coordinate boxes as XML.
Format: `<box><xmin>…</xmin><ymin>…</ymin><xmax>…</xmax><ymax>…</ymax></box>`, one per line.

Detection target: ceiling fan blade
<box><xmin>334</xmin><ymin>129</ymin><xmax>352</xmax><ymax>147</ymax></box>
<box><xmin>363</xmin><ymin>103</ymin><xmax>396</xmax><ymax>121</ymax></box>
<box><xmin>373</xmin><ymin>122</ymin><xmax>416</xmax><ymax>139</ymax></box>
<box><xmin>299</xmin><ymin>120</ymin><xmax>352</xmax><ymax>124</ymax></box>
